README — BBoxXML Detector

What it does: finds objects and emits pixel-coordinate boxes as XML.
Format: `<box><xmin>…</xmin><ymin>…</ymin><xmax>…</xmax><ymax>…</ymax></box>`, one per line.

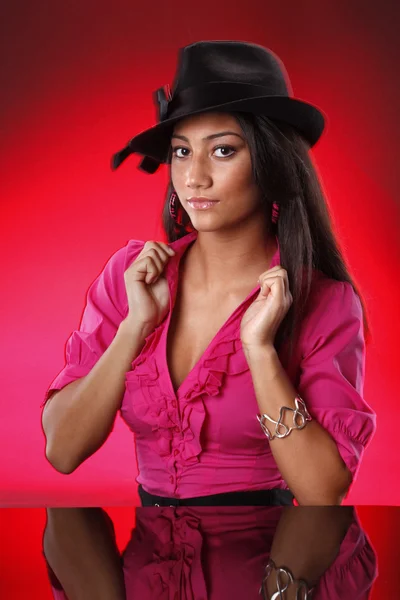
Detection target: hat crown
<box><xmin>173</xmin><ymin>40</ymin><xmax>291</xmax><ymax>97</ymax></box>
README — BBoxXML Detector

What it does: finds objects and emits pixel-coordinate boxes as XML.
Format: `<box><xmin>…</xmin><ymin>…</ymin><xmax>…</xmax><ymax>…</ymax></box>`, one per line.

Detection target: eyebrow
<box><xmin>171</xmin><ymin>131</ymin><xmax>244</xmax><ymax>142</ymax></box>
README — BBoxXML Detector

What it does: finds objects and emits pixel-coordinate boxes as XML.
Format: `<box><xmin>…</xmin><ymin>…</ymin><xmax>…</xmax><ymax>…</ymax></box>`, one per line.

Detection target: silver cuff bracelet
<box><xmin>257</xmin><ymin>395</ymin><xmax>312</xmax><ymax>441</ymax></box>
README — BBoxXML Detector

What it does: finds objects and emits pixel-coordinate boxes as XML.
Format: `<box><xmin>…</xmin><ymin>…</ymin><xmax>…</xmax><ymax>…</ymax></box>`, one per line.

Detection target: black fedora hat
<box><xmin>111</xmin><ymin>40</ymin><xmax>326</xmax><ymax>174</ymax></box>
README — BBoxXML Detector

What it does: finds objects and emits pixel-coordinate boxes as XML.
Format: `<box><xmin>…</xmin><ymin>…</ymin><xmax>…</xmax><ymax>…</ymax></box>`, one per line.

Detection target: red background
<box><xmin>1</xmin><ymin>1</ymin><xmax>399</xmax><ymax>505</ymax></box>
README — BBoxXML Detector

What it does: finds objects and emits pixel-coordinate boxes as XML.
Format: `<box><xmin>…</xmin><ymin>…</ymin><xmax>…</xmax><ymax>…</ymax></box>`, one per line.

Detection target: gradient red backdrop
<box><xmin>1</xmin><ymin>1</ymin><xmax>399</xmax><ymax>505</ymax></box>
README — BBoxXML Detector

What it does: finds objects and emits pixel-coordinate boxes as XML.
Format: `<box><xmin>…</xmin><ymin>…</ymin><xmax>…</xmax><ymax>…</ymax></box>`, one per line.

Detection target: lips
<box><xmin>187</xmin><ymin>199</ymin><xmax>219</xmax><ymax>210</ymax></box>
<box><xmin>187</xmin><ymin>197</ymin><xmax>218</xmax><ymax>202</ymax></box>
<box><xmin>187</xmin><ymin>197</ymin><xmax>220</xmax><ymax>210</ymax></box>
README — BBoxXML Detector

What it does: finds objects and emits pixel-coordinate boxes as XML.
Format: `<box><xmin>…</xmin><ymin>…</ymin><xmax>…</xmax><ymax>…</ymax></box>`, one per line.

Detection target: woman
<box><xmin>41</xmin><ymin>40</ymin><xmax>376</xmax><ymax>506</ymax></box>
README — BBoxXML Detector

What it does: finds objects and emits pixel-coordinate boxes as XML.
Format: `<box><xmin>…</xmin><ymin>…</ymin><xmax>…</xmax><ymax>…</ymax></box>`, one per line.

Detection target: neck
<box><xmin>185</xmin><ymin>222</ymin><xmax>278</xmax><ymax>294</ymax></box>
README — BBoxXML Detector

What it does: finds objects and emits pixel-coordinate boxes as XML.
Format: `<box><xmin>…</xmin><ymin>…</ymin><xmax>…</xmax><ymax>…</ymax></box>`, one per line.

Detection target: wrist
<box><xmin>117</xmin><ymin>318</ymin><xmax>154</xmax><ymax>342</ymax></box>
<box><xmin>242</xmin><ymin>342</ymin><xmax>277</xmax><ymax>361</ymax></box>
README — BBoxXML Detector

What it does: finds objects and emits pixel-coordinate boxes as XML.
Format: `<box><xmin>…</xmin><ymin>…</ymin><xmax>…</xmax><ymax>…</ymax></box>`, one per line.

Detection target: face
<box><xmin>170</xmin><ymin>111</ymin><xmax>264</xmax><ymax>232</ymax></box>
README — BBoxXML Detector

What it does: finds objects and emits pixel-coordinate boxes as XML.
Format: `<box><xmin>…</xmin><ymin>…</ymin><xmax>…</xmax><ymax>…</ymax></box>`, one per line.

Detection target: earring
<box><xmin>169</xmin><ymin>191</ymin><xmax>195</xmax><ymax>234</ymax></box>
<box><xmin>272</xmin><ymin>202</ymin><xmax>280</xmax><ymax>224</ymax></box>
<box><xmin>169</xmin><ymin>192</ymin><xmax>179</xmax><ymax>221</ymax></box>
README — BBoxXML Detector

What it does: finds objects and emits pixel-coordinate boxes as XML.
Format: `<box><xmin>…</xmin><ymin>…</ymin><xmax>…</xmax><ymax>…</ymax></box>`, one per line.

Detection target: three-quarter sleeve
<box><xmin>297</xmin><ymin>279</ymin><xmax>376</xmax><ymax>485</ymax></box>
<box><xmin>41</xmin><ymin>240</ymin><xmax>145</xmax><ymax>407</ymax></box>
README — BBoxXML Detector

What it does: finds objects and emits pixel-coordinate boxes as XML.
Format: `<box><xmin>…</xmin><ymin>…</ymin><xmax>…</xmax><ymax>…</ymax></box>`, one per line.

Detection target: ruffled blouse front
<box><xmin>42</xmin><ymin>230</ymin><xmax>376</xmax><ymax>500</ymax></box>
<box><xmin>121</xmin><ymin>317</ymin><xmax>254</xmax><ymax>498</ymax></box>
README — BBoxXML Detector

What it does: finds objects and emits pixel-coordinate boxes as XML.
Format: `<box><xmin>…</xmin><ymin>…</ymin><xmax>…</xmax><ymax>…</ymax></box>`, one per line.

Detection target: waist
<box><xmin>138</xmin><ymin>484</ymin><xmax>294</xmax><ymax>507</ymax></box>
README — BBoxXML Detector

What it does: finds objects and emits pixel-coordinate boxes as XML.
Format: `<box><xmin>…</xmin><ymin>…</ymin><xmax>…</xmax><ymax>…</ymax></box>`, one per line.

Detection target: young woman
<box><xmin>41</xmin><ymin>40</ymin><xmax>376</xmax><ymax>506</ymax></box>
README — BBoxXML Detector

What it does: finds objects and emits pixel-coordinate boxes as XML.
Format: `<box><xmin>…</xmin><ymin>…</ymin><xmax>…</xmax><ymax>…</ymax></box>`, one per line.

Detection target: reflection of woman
<box><xmin>41</xmin><ymin>41</ymin><xmax>376</xmax><ymax>506</ymax></box>
<box><xmin>43</xmin><ymin>506</ymin><xmax>378</xmax><ymax>599</ymax></box>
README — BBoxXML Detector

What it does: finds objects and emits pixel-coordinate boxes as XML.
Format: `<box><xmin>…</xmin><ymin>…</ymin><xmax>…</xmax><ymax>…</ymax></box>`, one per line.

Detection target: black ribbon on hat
<box><xmin>153</xmin><ymin>83</ymin><xmax>172</xmax><ymax>122</ymax></box>
<box><xmin>111</xmin><ymin>83</ymin><xmax>172</xmax><ymax>172</ymax></box>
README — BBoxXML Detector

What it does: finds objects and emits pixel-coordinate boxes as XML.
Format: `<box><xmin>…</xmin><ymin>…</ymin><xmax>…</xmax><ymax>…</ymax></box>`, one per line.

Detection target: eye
<box><xmin>214</xmin><ymin>145</ymin><xmax>236</xmax><ymax>158</ymax></box>
<box><xmin>171</xmin><ymin>145</ymin><xmax>236</xmax><ymax>159</ymax></box>
<box><xmin>171</xmin><ymin>146</ymin><xmax>189</xmax><ymax>159</ymax></box>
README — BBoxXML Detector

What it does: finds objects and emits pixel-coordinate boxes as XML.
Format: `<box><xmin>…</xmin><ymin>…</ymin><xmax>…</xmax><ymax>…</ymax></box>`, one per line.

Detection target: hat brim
<box><xmin>111</xmin><ymin>95</ymin><xmax>326</xmax><ymax>170</ymax></box>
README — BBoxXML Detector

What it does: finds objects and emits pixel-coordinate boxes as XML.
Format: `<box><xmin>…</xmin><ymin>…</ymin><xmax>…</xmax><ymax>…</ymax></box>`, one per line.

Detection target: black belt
<box><xmin>138</xmin><ymin>484</ymin><xmax>294</xmax><ymax>506</ymax></box>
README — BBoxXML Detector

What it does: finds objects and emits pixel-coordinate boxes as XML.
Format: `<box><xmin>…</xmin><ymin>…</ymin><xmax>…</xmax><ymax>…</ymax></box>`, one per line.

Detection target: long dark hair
<box><xmin>161</xmin><ymin>111</ymin><xmax>372</xmax><ymax>362</ymax></box>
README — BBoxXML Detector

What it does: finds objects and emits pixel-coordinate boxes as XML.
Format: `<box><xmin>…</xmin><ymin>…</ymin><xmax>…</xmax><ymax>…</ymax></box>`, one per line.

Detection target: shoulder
<box><xmin>303</xmin><ymin>270</ymin><xmax>362</xmax><ymax>325</ymax></box>
<box><xmin>298</xmin><ymin>271</ymin><xmax>364</xmax><ymax>359</ymax></box>
<box><xmin>86</xmin><ymin>239</ymin><xmax>146</xmax><ymax>310</ymax></box>
<box><xmin>97</xmin><ymin>239</ymin><xmax>146</xmax><ymax>275</ymax></box>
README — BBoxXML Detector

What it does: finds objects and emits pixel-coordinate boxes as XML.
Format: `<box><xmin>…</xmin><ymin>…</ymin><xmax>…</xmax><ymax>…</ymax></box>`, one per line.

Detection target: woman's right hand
<box><xmin>123</xmin><ymin>241</ymin><xmax>176</xmax><ymax>332</ymax></box>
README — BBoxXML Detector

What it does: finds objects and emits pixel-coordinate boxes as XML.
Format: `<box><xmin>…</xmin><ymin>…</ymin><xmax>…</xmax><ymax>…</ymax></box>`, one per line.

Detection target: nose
<box><xmin>185</xmin><ymin>153</ymin><xmax>212</xmax><ymax>189</ymax></box>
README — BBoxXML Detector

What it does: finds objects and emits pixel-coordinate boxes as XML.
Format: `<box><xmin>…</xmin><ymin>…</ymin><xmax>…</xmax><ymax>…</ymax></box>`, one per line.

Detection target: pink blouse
<box><xmin>42</xmin><ymin>230</ymin><xmax>376</xmax><ymax>499</ymax></box>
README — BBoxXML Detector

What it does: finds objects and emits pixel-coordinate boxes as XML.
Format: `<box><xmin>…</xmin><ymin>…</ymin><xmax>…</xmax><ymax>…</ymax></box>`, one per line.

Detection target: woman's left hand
<box><xmin>240</xmin><ymin>265</ymin><xmax>293</xmax><ymax>350</ymax></box>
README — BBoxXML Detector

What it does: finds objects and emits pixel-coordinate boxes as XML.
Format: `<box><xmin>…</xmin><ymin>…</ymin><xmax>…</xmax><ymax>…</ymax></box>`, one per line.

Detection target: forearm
<box><xmin>245</xmin><ymin>345</ymin><xmax>352</xmax><ymax>505</ymax></box>
<box><xmin>43</xmin><ymin>508</ymin><xmax>126</xmax><ymax>600</ymax></box>
<box><xmin>42</xmin><ymin>318</ymin><xmax>151</xmax><ymax>473</ymax></box>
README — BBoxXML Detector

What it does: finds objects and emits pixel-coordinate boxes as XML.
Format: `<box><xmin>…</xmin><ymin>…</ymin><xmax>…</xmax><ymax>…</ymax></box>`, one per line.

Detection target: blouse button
<box><xmin>173</xmin><ymin>449</ymin><xmax>179</xmax><ymax>456</ymax></box>
<box><xmin>174</xmin><ymin>426</ymin><xmax>180</xmax><ymax>433</ymax></box>
<box><xmin>172</xmin><ymin>400</ymin><xmax>177</xmax><ymax>407</ymax></box>
<box><xmin>169</xmin><ymin>475</ymin><xmax>174</xmax><ymax>483</ymax></box>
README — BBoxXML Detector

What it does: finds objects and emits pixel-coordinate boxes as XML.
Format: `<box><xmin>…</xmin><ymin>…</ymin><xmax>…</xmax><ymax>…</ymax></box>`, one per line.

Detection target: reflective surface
<box><xmin>1</xmin><ymin>506</ymin><xmax>399</xmax><ymax>598</ymax></box>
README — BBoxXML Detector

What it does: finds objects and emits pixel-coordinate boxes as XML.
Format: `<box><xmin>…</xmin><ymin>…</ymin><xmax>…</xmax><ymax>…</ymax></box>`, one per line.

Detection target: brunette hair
<box><xmin>161</xmin><ymin>111</ymin><xmax>372</xmax><ymax>362</ymax></box>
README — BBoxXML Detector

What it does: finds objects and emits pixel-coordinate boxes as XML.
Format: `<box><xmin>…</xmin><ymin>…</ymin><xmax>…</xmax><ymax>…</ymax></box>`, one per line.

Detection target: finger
<box><xmin>263</xmin><ymin>266</ymin><xmax>286</xmax><ymax>277</ymax></box>
<box><xmin>143</xmin><ymin>247</ymin><xmax>164</xmax><ymax>273</ymax></box>
<box><xmin>148</xmin><ymin>241</ymin><xmax>176</xmax><ymax>261</ymax></box>
<box><xmin>259</xmin><ymin>275</ymin><xmax>288</xmax><ymax>296</ymax></box>
<box><xmin>130</xmin><ymin>256</ymin><xmax>160</xmax><ymax>284</ymax></box>
<box><xmin>144</xmin><ymin>257</ymin><xmax>163</xmax><ymax>284</ymax></box>
<box><xmin>144</xmin><ymin>240</ymin><xmax>175</xmax><ymax>258</ymax></box>
<box><xmin>148</xmin><ymin>243</ymin><xmax>177</xmax><ymax>281</ymax></box>
<box><xmin>142</xmin><ymin>242</ymin><xmax>168</xmax><ymax>263</ymax></box>
<box><xmin>159</xmin><ymin>242</ymin><xmax>176</xmax><ymax>257</ymax></box>
<box><xmin>258</xmin><ymin>272</ymin><xmax>287</xmax><ymax>286</ymax></box>
<box><xmin>259</xmin><ymin>267</ymin><xmax>288</xmax><ymax>288</ymax></box>
<box><xmin>257</xmin><ymin>267</ymin><xmax>286</xmax><ymax>284</ymax></box>
<box><xmin>267</xmin><ymin>264</ymin><xmax>283</xmax><ymax>271</ymax></box>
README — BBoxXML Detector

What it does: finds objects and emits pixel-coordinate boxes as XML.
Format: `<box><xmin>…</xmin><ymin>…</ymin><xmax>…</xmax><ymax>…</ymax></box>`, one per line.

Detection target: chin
<box><xmin>189</xmin><ymin>220</ymin><xmax>224</xmax><ymax>233</ymax></box>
